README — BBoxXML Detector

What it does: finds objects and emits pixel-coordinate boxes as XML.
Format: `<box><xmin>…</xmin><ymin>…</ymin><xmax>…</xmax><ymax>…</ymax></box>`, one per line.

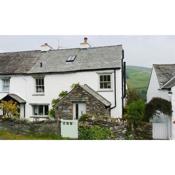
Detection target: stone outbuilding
<box><xmin>56</xmin><ymin>84</ymin><xmax>111</xmax><ymax>120</ymax></box>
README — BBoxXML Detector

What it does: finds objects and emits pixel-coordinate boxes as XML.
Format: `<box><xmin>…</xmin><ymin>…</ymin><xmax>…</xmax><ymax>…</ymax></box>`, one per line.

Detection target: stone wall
<box><xmin>56</xmin><ymin>85</ymin><xmax>110</xmax><ymax>120</ymax></box>
<box><xmin>79</xmin><ymin>117</ymin><xmax>152</xmax><ymax>140</ymax></box>
<box><xmin>0</xmin><ymin>119</ymin><xmax>59</xmax><ymax>136</ymax></box>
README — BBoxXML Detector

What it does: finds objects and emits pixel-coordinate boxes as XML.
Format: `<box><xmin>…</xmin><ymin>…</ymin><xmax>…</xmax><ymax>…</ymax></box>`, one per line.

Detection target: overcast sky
<box><xmin>0</xmin><ymin>35</ymin><xmax>175</xmax><ymax>68</ymax></box>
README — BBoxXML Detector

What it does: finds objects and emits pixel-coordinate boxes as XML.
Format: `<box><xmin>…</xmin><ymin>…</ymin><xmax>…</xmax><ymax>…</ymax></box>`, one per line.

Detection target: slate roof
<box><xmin>0</xmin><ymin>45</ymin><xmax>123</xmax><ymax>75</ymax></box>
<box><xmin>153</xmin><ymin>64</ymin><xmax>175</xmax><ymax>88</ymax></box>
<box><xmin>1</xmin><ymin>94</ymin><xmax>26</xmax><ymax>103</ymax></box>
<box><xmin>81</xmin><ymin>84</ymin><xmax>111</xmax><ymax>107</ymax></box>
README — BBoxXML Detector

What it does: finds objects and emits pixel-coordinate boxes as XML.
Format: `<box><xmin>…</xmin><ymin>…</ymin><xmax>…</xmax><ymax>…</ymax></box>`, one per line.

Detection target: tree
<box><xmin>127</xmin><ymin>88</ymin><xmax>142</xmax><ymax>104</ymax></box>
<box><xmin>49</xmin><ymin>91</ymin><xmax>68</xmax><ymax>118</ymax></box>
<box><xmin>0</xmin><ymin>100</ymin><xmax>19</xmax><ymax>119</ymax></box>
<box><xmin>125</xmin><ymin>99</ymin><xmax>145</xmax><ymax>133</ymax></box>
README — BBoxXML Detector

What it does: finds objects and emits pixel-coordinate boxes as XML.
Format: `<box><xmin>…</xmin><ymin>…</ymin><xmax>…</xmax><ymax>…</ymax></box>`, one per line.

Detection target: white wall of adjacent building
<box><xmin>0</xmin><ymin>69</ymin><xmax>123</xmax><ymax>119</ymax></box>
<box><xmin>147</xmin><ymin>68</ymin><xmax>170</xmax><ymax>103</ymax></box>
<box><xmin>171</xmin><ymin>86</ymin><xmax>175</xmax><ymax>139</ymax></box>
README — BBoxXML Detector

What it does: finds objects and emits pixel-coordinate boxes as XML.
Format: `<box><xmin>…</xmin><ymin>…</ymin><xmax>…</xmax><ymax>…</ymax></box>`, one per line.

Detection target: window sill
<box><xmin>97</xmin><ymin>89</ymin><xmax>113</xmax><ymax>92</ymax></box>
<box><xmin>32</xmin><ymin>93</ymin><xmax>45</xmax><ymax>96</ymax></box>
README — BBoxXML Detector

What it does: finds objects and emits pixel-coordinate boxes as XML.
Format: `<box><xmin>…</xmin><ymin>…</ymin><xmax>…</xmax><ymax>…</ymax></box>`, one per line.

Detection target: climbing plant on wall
<box><xmin>145</xmin><ymin>97</ymin><xmax>172</xmax><ymax>121</ymax></box>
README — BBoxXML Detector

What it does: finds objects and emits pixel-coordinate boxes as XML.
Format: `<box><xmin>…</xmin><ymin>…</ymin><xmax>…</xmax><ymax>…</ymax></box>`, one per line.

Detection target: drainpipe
<box><xmin>121</xmin><ymin>50</ymin><xmax>125</xmax><ymax>116</ymax></box>
<box><xmin>110</xmin><ymin>69</ymin><xmax>117</xmax><ymax>110</ymax></box>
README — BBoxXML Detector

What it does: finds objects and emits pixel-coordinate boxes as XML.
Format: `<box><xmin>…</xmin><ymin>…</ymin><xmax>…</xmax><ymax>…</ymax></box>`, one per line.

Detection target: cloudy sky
<box><xmin>0</xmin><ymin>35</ymin><xmax>175</xmax><ymax>68</ymax></box>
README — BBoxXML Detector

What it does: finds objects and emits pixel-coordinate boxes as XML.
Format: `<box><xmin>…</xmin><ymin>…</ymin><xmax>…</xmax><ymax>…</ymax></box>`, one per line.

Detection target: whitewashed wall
<box><xmin>0</xmin><ymin>69</ymin><xmax>123</xmax><ymax>119</ymax></box>
<box><xmin>147</xmin><ymin>68</ymin><xmax>170</xmax><ymax>103</ymax></box>
<box><xmin>171</xmin><ymin>86</ymin><xmax>175</xmax><ymax>139</ymax></box>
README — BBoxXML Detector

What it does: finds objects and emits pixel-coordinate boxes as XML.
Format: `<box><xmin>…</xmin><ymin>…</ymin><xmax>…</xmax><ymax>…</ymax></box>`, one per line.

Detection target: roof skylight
<box><xmin>66</xmin><ymin>55</ymin><xmax>76</xmax><ymax>62</ymax></box>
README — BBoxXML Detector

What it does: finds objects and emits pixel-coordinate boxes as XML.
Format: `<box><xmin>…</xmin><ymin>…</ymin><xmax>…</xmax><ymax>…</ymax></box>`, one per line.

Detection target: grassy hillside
<box><xmin>126</xmin><ymin>66</ymin><xmax>152</xmax><ymax>99</ymax></box>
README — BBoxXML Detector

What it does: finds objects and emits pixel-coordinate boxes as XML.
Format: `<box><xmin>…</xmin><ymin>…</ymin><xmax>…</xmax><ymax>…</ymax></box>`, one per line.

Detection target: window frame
<box><xmin>98</xmin><ymin>73</ymin><xmax>113</xmax><ymax>91</ymax></box>
<box><xmin>2</xmin><ymin>78</ymin><xmax>10</xmax><ymax>92</ymax></box>
<box><xmin>32</xmin><ymin>105</ymin><xmax>49</xmax><ymax>116</ymax></box>
<box><xmin>34</xmin><ymin>77</ymin><xmax>45</xmax><ymax>94</ymax></box>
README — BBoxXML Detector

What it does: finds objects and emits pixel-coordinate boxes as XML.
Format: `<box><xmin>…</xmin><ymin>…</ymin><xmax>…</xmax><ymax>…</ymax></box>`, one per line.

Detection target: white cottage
<box><xmin>0</xmin><ymin>38</ymin><xmax>126</xmax><ymax>121</ymax></box>
<box><xmin>147</xmin><ymin>64</ymin><xmax>175</xmax><ymax>139</ymax></box>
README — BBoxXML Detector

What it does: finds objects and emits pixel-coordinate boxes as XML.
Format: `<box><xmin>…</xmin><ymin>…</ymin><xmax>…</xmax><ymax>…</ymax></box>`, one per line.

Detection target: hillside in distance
<box><xmin>126</xmin><ymin>66</ymin><xmax>152</xmax><ymax>99</ymax></box>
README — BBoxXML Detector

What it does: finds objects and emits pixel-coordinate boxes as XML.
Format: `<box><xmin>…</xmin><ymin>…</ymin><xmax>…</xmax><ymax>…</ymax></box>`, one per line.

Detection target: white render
<box><xmin>171</xmin><ymin>86</ymin><xmax>175</xmax><ymax>139</ymax></box>
<box><xmin>147</xmin><ymin>67</ymin><xmax>171</xmax><ymax>103</ymax></box>
<box><xmin>147</xmin><ymin>66</ymin><xmax>174</xmax><ymax>140</ymax></box>
<box><xmin>0</xmin><ymin>69</ymin><xmax>123</xmax><ymax>119</ymax></box>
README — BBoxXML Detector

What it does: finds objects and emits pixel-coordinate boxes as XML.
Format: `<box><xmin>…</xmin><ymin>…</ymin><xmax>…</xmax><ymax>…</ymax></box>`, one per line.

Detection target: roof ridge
<box><xmin>0</xmin><ymin>44</ymin><xmax>122</xmax><ymax>55</ymax></box>
<box><xmin>81</xmin><ymin>84</ymin><xmax>111</xmax><ymax>106</ymax></box>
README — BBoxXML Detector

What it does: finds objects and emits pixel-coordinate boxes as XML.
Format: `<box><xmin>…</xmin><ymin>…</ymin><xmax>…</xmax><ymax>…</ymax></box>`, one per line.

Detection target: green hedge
<box><xmin>79</xmin><ymin>125</ymin><xmax>113</xmax><ymax>140</ymax></box>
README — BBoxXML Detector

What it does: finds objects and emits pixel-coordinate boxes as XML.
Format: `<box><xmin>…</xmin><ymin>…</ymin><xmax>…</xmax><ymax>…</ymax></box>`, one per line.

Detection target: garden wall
<box><xmin>0</xmin><ymin>119</ymin><xmax>59</xmax><ymax>136</ymax></box>
<box><xmin>79</xmin><ymin>117</ymin><xmax>152</xmax><ymax>140</ymax></box>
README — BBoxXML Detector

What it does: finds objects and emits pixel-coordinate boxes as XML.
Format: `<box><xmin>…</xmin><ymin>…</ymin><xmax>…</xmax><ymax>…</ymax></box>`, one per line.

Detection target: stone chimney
<box><xmin>40</xmin><ymin>43</ymin><xmax>53</xmax><ymax>52</ymax></box>
<box><xmin>80</xmin><ymin>37</ymin><xmax>90</xmax><ymax>48</ymax></box>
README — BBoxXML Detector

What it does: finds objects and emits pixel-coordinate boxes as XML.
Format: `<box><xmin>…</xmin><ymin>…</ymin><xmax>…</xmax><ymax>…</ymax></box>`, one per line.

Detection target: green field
<box><xmin>126</xmin><ymin>66</ymin><xmax>152</xmax><ymax>99</ymax></box>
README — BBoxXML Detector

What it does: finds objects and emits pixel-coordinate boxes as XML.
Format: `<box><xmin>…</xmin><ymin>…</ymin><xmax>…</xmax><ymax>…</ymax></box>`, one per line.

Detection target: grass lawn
<box><xmin>0</xmin><ymin>130</ymin><xmax>62</xmax><ymax>140</ymax></box>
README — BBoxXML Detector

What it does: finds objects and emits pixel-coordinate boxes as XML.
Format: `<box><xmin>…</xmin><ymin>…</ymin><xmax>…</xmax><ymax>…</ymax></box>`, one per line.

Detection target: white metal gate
<box><xmin>152</xmin><ymin>123</ymin><xmax>168</xmax><ymax>139</ymax></box>
<box><xmin>61</xmin><ymin>119</ymin><xmax>78</xmax><ymax>139</ymax></box>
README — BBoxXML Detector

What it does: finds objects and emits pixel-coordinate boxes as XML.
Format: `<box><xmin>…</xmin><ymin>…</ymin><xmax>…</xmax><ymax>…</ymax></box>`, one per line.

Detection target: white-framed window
<box><xmin>99</xmin><ymin>74</ymin><xmax>112</xmax><ymax>89</ymax></box>
<box><xmin>35</xmin><ymin>77</ymin><xmax>44</xmax><ymax>93</ymax></box>
<box><xmin>32</xmin><ymin>105</ymin><xmax>49</xmax><ymax>116</ymax></box>
<box><xmin>2</xmin><ymin>78</ymin><xmax>10</xmax><ymax>92</ymax></box>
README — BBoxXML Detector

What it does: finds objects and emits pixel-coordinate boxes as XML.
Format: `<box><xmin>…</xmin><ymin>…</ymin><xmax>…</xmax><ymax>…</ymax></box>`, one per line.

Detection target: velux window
<box><xmin>99</xmin><ymin>74</ymin><xmax>111</xmax><ymax>89</ymax></box>
<box><xmin>32</xmin><ymin>105</ymin><xmax>49</xmax><ymax>116</ymax></box>
<box><xmin>35</xmin><ymin>77</ymin><xmax>44</xmax><ymax>93</ymax></box>
<box><xmin>66</xmin><ymin>55</ymin><xmax>76</xmax><ymax>62</ymax></box>
<box><xmin>2</xmin><ymin>78</ymin><xmax>10</xmax><ymax>92</ymax></box>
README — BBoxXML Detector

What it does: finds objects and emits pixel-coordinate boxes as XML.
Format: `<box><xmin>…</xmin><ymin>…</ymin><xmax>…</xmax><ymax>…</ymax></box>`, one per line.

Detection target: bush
<box><xmin>145</xmin><ymin>97</ymin><xmax>172</xmax><ymax>121</ymax></box>
<box><xmin>79</xmin><ymin>125</ymin><xmax>113</xmax><ymax>140</ymax></box>
<box><xmin>127</xmin><ymin>88</ymin><xmax>142</xmax><ymax>104</ymax></box>
<box><xmin>125</xmin><ymin>99</ymin><xmax>145</xmax><ymax>132</ymax></box>
<box><xmin>0</xmin><ymin>100</ymin><xmax>19</xmax><ymax>119</ymax></box>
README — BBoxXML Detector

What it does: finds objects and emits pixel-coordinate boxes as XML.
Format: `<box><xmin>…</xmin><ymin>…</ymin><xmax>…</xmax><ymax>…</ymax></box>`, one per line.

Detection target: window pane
<box><xmin>104</xmin><ymin>83</ymin><xmax>107</xmax><ymax>88</ymax></box>
<box><xmin>45</xmin><ymin>105</ymin><xmax>49</xmax><ymax>115</ymax></box>
<box><xmin>107</xmin><ymin>82</ymin><xmax>111</xmax><ymax>88</ymax></box>
<box><xmin>33</xmin><ymin>106</ymin><xmax>38</xmax><ymax>115</ymax></box>
<box><xmin>99</xmin><ymin>74</ymin><xmax>111</xmax><ymax>89</ymax></box>
<box><xmin>35</xmin><ymin>78</ymin><xmax>44</xmax><ymax>93</ymax></box>
<box><xmin>2</xmin><ymin>79</ymin><xmax>10</xmax><ymax>91</ymax></box>
<box><xmin>39</xmin><ymin>106</ymin><xmax>43</xmax><ymax>115</ymax></box>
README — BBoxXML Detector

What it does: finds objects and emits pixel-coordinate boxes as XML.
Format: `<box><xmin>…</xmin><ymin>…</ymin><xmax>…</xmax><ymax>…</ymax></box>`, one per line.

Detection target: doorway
<box><xmin>73</xmin><ymin>103</ymin><xmax>86</xmax><ymax>120</ymax></box>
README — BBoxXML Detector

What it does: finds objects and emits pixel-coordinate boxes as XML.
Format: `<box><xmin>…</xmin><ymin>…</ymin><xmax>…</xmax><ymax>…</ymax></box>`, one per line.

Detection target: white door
<box><xmin>73</xmin><ymin>103</ymin><xmax>86</xmax><ymax>119</ymax></box>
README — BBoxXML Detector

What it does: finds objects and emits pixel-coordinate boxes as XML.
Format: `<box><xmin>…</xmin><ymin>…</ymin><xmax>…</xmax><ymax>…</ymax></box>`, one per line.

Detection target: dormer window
<box><xmin>66</xmin><ymin>55</ymin><xmax>76</xmax><ymax>62</ymax></box>
<box><xmin>2</xmin><ymin>78</ymin><xmax>10</xmax><ymax>92</ymax></box>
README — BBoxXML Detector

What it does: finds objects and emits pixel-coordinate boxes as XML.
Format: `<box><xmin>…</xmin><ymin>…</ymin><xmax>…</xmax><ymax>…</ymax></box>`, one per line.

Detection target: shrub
<box><xmin>125</xmin><ymin>99</ymin><xmax>145</xmax><ymax>132</ymax></box>
<box><xmin>0</xmin><ymin>100</ymin><xmax>19</xmax><ymax>119</ymax></box>
<box><xmin>79</xmin><ymin>125</ymin><xmax>113</xmax><ymax>140</ymax></box>
<box><xmin>127</xmin><ymin>88</ymin><xmax>142</xmax><ymax>104</ymax></box>
<box><xmin>145</xmin><ymin>97</ymin><xmax>172</xmax><ymax>121</ymax></box>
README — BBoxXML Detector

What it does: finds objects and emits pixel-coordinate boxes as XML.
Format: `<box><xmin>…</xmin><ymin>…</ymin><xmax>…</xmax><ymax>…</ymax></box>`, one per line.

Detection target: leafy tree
<box><xmin>125</xmin><ymin>99</ymin><xmax>145</xmax><ymax>133</ymax></box>
<box><xmin>49</xmin><ymin>91</ymin><xmax>68</xmax><ymax>118</ymax></box>
<box><xmin>127</xmin><ymin>88</ymin><xmax>142</xmax><ymax>104</ymax></box>
<box><xmin>0</xmin><ymin>100</ymin><xmax>19</xmax><ymax>119</ymax></box>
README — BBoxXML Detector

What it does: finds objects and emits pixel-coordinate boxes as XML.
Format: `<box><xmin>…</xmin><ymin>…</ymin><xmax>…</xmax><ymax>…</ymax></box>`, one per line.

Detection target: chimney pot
<box><xmin>40</xmin><ymin>43</ymin><xmax>53</xmax><ymax>51</ymax></box>
<box><xmin>80</xmin><ymin>37</ymin><xmax>90</xmax><ymax>48</ymax></box>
